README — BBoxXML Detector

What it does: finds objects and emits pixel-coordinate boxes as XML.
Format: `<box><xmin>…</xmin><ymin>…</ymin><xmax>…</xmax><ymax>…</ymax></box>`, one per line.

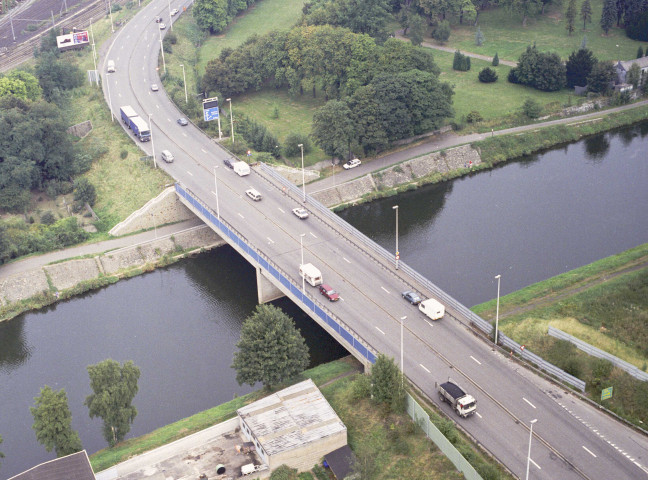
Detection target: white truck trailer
<box><xmin>299</xmin><ymin>263</ymin><xmax>323</xmax><ymax>286</ymax></box>
<box><xmin>233</xmin><ymin>161</ymin><xmax>251</xmax><ymax>176</ymax></box>
<box><xmin>419</xmin><ymin>298</ymin><xmax>445</xmax><ymax>320</ymax></box>
<box><xmin>437</xmin><ymin>378</ymin><xmax>477</xmax><ymax>418</ymax></box>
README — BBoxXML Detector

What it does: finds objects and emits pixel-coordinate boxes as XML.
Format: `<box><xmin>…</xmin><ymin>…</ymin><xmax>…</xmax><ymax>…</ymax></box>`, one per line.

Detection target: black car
<box><xmin>223</xmin><ymin>157</ymin><xmax>235</xmax><ymax>169</ymax></box>
<box><xmin>154</xmin><ymin>16</ymin><xmax>163</xmax><ymax>23</ymax></box>
<box><xmin>401</xmin><ymin>290</ymin><xmax>422</xmax><ymax>305</ymax></box>
<box><xmin>177</xmin><ymin>117</ymin><xmax>188</xmax><ymax>126</ymax></box>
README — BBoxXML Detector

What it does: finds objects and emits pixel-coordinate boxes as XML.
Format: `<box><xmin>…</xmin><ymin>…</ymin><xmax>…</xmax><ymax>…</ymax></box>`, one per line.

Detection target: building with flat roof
<box><xmin>237</xmin><ymin>378</ymin><xmax>347</xmax><ymax>472</ymax></box>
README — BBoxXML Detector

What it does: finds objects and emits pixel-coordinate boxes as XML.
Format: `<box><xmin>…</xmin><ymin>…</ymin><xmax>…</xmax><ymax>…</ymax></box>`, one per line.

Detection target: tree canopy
<box><xmin>31</xmin><ymin>386</ymin><xmax>82</xmax><ymax>457</ymax></box>
<box><xmin>84</xmin><ymin>359</ymin><xmax>140</xmax><ymax>447</ymax></box>
<box><xmin>193</xmin><ymin>0</ymin><xmax>257</xmax><ymax>34</ymax></box>
<box><xmin>566</xmin><ymin>48</ymin><xmax>597</xmax><ymax>88</ymax></box>
<box><xmin>370</xmin><ymin>354</ymin><xmax>406</xmax><ymax>412</ymax></box>
<box><xmin>509</xmin><ymin>44</ymin><xmax>565</xmax><ymax>91</ymax></box>
<box><xmin>303</xmin><ymin>0</ymin><xmax>393</xmax><ymax>42</ymax></box>
<box><xmin>0</xmin><ymin>71</ymin><xmax>42</xmax><ymax>101</ymax></box>
<box><xmin>231</xmin><ymin>304</ymin><xmax>310</xmax><ymax>388</ymax></box>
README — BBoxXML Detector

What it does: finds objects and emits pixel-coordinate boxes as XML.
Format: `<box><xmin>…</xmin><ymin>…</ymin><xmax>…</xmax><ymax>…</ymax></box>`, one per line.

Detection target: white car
<box><xmin>159</xmin><ymin>23</ymin><xmax>166</xmax><ymax>29</ymax></box>
<box><xmin>170</xmin><ymin>8</ymin><xmax>179</xmax><ymax>15</ymax></box>
<box><xmin>292</xmin><ymin>207</ymin><xmax>309</xmax><ymax>219</ymax></box>
<box><xmin>245</xmin><ymin>188</ymin><xmax>262</xmax><ymax>201</ymax></box>
<box><xmin>343</xmin><ymin>158</ymin><xmax>361</xmax><ymax>170</ymax></box>
<box><xmin>150</xmin><ymin>84</ymin><xmax>159</xmax><ymax>91</ymax></box>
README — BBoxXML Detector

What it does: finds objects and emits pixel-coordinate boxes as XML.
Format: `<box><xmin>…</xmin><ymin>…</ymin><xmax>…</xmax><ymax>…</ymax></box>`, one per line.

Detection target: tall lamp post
<box><xmin>226</xmin><ymin>98</ymin><xmax>234</xmax><ymax>143</ymax></box>
<box><xmin>526</xmin><ymin>419</ymin><xmax>538</xmax><ymax>480</ymax></box>
<box><xmin>158</xmin><ymin>26</ymin><xmax>166</xmax><ymax>73</ymax></box>
<box><xmin>400</xmin><ymin>315</ymin><xmax>407</xmax><ymax>389</ymax></box>
<box><xmin>494</xmin><ymin>274</ymin><xmax>501</xmax><ymax>345</ymax></box>
<box><xmin>167</xmin><ymin>0</ymin><xmax>173</xmax><ymax>30</ymax></box>
<box><xmin>148</xmin><ymin>113</ymin><xmax>157</xmax><ymax>168</ymax></box>
<box><xmin>299</xmin><ymin>234</ymin><xmax>306</xmax><ymax>293</ymax></box>
<box><xmin>180</xmin><ymin>64</ymin><xmax>188</xmax><ymax>103</ymax></box>
<box><xmin>393</xmin><ymin>205</ymin><xmax>399</xmax><ymax>270</ymax></box>
<box><xmin>298</xmin><ymin>144</ymin><xmax>306</xmax><ymax>203</ymax></box>
<box><xmin>213</xmin><ymin>166</ymin><xmax>220</xmax><ymax>220</ymax></box>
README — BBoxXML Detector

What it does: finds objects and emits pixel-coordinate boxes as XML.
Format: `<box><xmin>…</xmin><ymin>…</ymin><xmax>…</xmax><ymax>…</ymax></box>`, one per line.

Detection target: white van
<box><xmin>161</xmin><ymin>150</ymin><xmax>174</xmax><ymax>163</ymax></box>
<box><xmin>299</xmin><ymin>263</ymin><xmax>322</xmax><ymax>287</ymax></box>
<box><xmin>419</xmin><ymin>298</ymin><xmax>445</xmax><ymax>320</ymax></box>
<box><xmin>233</xmin><ymin>161</ymin><xmax>250</xmax><ymax>176</ymax></box>
<box><xmin>107</xmin><ymin>60</ymin><xmax>115</xmax><ymax>73</ymax></box>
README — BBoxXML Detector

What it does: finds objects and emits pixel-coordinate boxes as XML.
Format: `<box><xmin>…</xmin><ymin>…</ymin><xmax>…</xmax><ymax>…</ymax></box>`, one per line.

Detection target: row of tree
<box><xmin>601</xmin><ymin>0</ymin><xmax>648</xmax><ymax>39</ymax></box>
<box><xmin>193</xmin><ymin>0</ymin><xmax>258</xmax><ymax>34</ymax></box>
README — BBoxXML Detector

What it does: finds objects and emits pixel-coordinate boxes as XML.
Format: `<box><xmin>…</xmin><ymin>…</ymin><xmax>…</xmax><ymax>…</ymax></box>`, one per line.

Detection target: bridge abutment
<box><xmin>256</xmin><ymin>268</ymin><xmax>285</xmax><ymax>304</ymax></box>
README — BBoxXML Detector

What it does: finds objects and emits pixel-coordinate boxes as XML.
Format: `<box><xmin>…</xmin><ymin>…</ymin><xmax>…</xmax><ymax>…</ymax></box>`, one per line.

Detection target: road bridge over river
<box><xmin>100</xmin><ymin>2</ymin><xmax>648</xmax><ymax>479</ymax></box>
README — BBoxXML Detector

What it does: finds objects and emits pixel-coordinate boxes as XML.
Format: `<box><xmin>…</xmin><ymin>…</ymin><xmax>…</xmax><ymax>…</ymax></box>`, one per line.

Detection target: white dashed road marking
<box><xmin>470</xmin><ymin>355</ymin><xmax>481</xmax><ymax>365</ymax></box>
<box><xmin>523</xmin><ymin>397</ymin><xmax>536</xmax><ymax>409</ymax></box>
<box><xmin>582</xmin><ymin>446</ymin><xmax>597</xmax><ymax>458</ymax></box>
<box><xmin>419</xmin><ymin>364</ymin><xmax>430</xmax><ymax>373</ymax></box>
<box><xmin>375</xmin><ymin>327</ymin><xmax>385</xmax><ymax>335</ymax></box>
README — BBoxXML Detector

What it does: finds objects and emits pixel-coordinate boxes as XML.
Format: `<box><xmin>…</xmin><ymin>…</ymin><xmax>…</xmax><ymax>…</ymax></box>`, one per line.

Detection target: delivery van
<box><xmin>107</xmin><ymin>60</ymin><xmax>115</xmax><ymax>73</ymax></box>
<box><xmin>419</xmin><ymin>298</ymin><xmax>445</xmax><ymax>320</ymax></box>
<box><xmin>233</xmin><ymin>161</ymin><xmax>251</xmax><ymax>176</ymax></box>
<box><xmin>299</xmin><ymin>263</ymin><xmax>322</xmax><ymax>287</ymax></box>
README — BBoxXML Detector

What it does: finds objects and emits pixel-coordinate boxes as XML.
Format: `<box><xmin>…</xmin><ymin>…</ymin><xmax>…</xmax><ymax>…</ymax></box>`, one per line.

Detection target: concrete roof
<box><xmin>618</xmin><ymin>57</ymin><xmax>648</xmax><ymax>70</ymax></box>
<box><xmin>8</xmin><ymin>451</ymin><xmax>95</xmax><ymax>480</ymax></box>
<box><xmin>237</xmin><ymin>379</ymin><xmax>346</xmax><ymax>456</ymax></box>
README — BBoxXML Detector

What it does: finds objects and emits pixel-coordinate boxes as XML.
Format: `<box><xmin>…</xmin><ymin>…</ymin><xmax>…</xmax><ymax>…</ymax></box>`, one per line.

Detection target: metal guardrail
<box><xmin>259</xmin><ymin>163</ymin><xmax>587</xmax><ymax>392</ymax></box>
<box><xmin>175</xmin><ymin>183</ymin><xmax>377</xmax><ymax>366</ymax></box>
<box><xmin>548</xmin><ymin>326</ymin><xmax>648</xmax><ymax>382</ymax></box>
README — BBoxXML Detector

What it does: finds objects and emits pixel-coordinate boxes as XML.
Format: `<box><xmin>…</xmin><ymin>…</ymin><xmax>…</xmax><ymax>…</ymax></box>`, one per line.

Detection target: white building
<box><xmin>237</xmin><ymin>379</ymin><xmax>348</xmax><ymax>473</ymax></box>
<box><xmin>616</xmin><ymin>57</ymin><xmax>648</xmax><ymax>84</ymax></box>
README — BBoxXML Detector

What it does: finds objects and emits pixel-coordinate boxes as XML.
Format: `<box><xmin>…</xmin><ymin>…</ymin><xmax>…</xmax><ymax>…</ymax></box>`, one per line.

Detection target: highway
<box><xmin>102</xmin><ymin>3</ymin><xmax>648</xmax><ymax>479</ymax></box>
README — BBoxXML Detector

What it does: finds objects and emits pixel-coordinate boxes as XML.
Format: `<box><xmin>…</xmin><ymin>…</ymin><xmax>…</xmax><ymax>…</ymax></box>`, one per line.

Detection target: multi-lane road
<box><xmin>103</xmin><ymin>3</ymin><xmax>648</xmax><ymax>478</ymax></box>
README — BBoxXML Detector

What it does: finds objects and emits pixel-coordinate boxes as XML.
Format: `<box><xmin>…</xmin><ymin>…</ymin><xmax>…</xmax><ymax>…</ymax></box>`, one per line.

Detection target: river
<box><xmin>1</xmin><ymin>122</ymin><xmax>647</xmax><ymax>477</ymax></box>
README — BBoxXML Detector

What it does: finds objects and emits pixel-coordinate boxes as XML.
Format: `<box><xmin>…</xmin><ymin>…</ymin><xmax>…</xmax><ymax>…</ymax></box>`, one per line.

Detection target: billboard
<box><xmin>56</xmin><ymin>31</ymin><xmax>90</xmax><ymax>51</ymax></box>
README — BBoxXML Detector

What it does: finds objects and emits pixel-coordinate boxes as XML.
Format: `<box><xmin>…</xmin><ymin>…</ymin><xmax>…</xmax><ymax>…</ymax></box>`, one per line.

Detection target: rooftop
<box><xmin>8</xmin><ymin>451</ymin><xmax>95</xmax><ymax>480</ymax></box>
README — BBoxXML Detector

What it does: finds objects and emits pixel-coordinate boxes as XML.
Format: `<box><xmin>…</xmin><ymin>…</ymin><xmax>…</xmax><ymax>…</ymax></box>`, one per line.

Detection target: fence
<box><xmin>548</xmin><ymin>326</ymin><xmax>648</xmax><ymax>382</ymax></box>
<box><xmin>406</xmin><ymin>393</ymin><xmax>483</xmax><ymax>480</ymax></box>
<box><xmin>259</xmin><ymin>163</ymin><xmax>587</xmax><ymax>392</ymax></box>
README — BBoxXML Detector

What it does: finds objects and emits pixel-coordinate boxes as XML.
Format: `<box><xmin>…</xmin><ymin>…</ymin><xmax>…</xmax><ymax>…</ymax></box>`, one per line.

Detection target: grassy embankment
<box><xmin>473</xmin><ymin>243</ymin><xmax>648</xmax><ymax>427</ymax></box>
<box><xmin>89</xmin><ymin>357</ymin><xmax>509</xmax><ymax>479</ymax></box>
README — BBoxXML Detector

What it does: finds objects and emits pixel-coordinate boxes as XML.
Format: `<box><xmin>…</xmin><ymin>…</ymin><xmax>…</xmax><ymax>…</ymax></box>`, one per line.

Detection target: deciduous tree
<box><xmin>522</xmin><ymin>98</ymin><xmax>542</xmax><ymax>118</ymax></box>
<box><xmin>586</xmin><ymin>61</ymin><xmax>616</xmax><ymax>94</ymax></box>
<box><xmin>31</xmin><ymin>386</ymin><xmax>82</xmax><ymax>457</ymax></box>
<box><xmin>231</xmin><ymin>304</ymin><xmax>309</xmax><ymax>389</ymax></box>
<box><xmin>501</xmin><ymin>0</ymin><xmax>542</xmax><ymax>26</ymax></box>
<box><xmin>312</xmin><ymin>100</ymin><xmax>355</xmax><ymax>160</ymax></box>
<box><xmin>626</xmin><ymin>63</ymin><xmax>641</xmax><ymax>88</ymax></box>
<box><xmin>370</xmin><ymin>354</ymin><xmax>406</xmax><ymax>412</ymax></box>
<box><xmin>580</xmin><ymin>0</ymin><xmax>592</xmax><ymax>29</ymax></box>
<box><xmin>85</xmin><ymin>359</ymin><xmax>140</xmax><ymax>447</ymax></box>
<box><xmin>408</xmin><ymin>13</ymin><xmax>427</xmax><ymax>46</ymax></box>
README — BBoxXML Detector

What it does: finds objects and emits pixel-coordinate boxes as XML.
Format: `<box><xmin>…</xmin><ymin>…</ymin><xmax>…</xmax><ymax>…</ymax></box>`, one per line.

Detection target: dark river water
<box><xmin>1</xmin><ymin>122</ymin><xmax>647</xmax><ymax>477</ymax></box>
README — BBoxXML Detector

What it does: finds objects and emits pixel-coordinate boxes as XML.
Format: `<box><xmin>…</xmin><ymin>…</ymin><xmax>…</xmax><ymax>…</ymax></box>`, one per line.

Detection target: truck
<box><xmin>437</xmin><ymin>378</ymin><xmax>477</xmax><ymax>418</ymax></box>
<box><xmin>299</xmin><ymin>263</ymin><xmax>323</xmax><ymax>287</ymax></box>
<box><xmin>233</xmin><ymin>161</ymin><xmax>250</xmax><ymax>176</ymax></box>
<box><xmin>419</xmin><ymin>298</ymin><xmax>445</xmax><ymax>320</ymax></box>
<box><xmin>129</xmin><ymin>116</ymin><xmax>151</xmax><ymax>142</ymax></box>
<box><xmin>120</xmin><ymin>105</ymin><xmax>137</xmax><ymax>125</ymax></box>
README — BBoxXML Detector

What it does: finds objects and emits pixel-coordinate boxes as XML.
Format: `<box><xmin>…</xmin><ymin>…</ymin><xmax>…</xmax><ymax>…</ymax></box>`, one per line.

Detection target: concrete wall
<box><xmin>268</xmin><ymin>430</ymin><xmax>347</xmax><ymax>472</ymax></box>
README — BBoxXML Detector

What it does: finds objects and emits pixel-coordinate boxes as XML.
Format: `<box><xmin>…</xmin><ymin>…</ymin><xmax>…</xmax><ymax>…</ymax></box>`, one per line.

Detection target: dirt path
<box><xmin>498</xmin><ymin>258</ymin><xmax>648</xmax><ymax>319</ymax></box>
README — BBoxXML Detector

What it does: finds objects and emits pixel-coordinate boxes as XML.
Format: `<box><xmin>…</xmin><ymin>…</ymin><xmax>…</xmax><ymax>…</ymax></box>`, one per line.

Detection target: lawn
<box><xmin>435</xmin><ymin>2</ymin><xmax>645</xmax><ymax>64</ymax></box>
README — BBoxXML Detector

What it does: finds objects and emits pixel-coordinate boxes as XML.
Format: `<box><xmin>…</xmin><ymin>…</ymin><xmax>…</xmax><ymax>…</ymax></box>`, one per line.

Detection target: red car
<box><xmin>319</xmin><ymin>284</ymin><xmax>339</xmax><ymax>301</ymax></box>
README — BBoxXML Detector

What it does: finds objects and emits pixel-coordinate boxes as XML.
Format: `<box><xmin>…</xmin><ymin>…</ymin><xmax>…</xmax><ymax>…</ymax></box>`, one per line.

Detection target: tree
<box><xmin>74</xmin><ymin>178</ymin><xmax>96</xmax><ymax>207</ymax></box>
<box><xmin>492</xmin><ymin>52</ymin><xmax>499</xmax><ymax>66</ymax></box>
<box><xmin>600</xmin><ymin>0</ymin><xmax>617</xmax><ymax>35</ymax></box>
<box><xmin>580</xmin><ymin>0</ymin><xmax>592</xmax><ymax>29</ymax></box>
<box><xmin>453</xmin><ymin>50</ymin><xmax>471</xmax><ymax>71</ymax></box>
<box><xmin>501</xmin><ymin>0</ymin><xmax>542</xmax><ymax>26</ymax></box>
<box><xmin>478</xmin><ymin>67</ymin><xmax>498</xmax><ymax>82</ymax></box>
<box><xmin>347</xmin><ymin>85</ymin><xmax>389</xmax><ymax>154</ymax></box>
<box><xmin>231</xmin><ymin>304</ymin><xmax>309</xmax><ymax>389</ymax></box>
<box><xmin>35</xmin><ymin>52</ymin><xmax>84</xmax><ymax>103</ymax></box>
<box><xmin>522</xmin><ymin>98</ymin><xmax>542</xmax><ymax>118</ymax></box>
<box><xmin>431</xmin><ymin>20</ymin><xmax>451</xmax><ymax>43</ymax></box>
<box><xmin>626</xmin><ymin>10</ymin><xmax>648</xmax><ymax>41</ymax></box>
<box><xmin>408</xmin><ymin>13</ymin><xmax>426</xmax><ymax>46</ymax></box>
<box><xmin>565</xmin><ymin>0</ymin><xmax>577</xmax><ymax>35</ymax></box>
<box><xmin>514</xmin><ymin>44</ymin><xmax>566</xmax><ymax>91</ymax></box>
<box><xmin>626</xmin><ymin>63</ymin><xmax>641</xmax><ymax>88</ymax></box>
<box><xmin>475</xmin><ymin>26</ymin><xmax>485</xmax><ymax>45</ymax></box>
<box><xmin>370</xmin><ymin>354</ymin><xmax>406</xmax><ymax>412</ymax></box>
<box><xmin>566</xmin><ymin>48</ymin><xmax>597</xmax><ymax>87</ymax></box>
<box><xmin>312</xmin><ymin>100</ymin><xmax>355</xmax><ymax>159</ymax></box>
<box><xmin>84</xmin><ymin>359</ymin><xmax>140</xmax><ymax>447</ymax></box>
<box><xmin>587</xmin><ymin>61</ymin><xmax>616</xmax><ymax>94</ymax></box>
<box><xmin>31</xmin><ymin>386</ymin><xmax>82</xmax><ymax>457</ymax></box>
<box><xmin>193</xmin><ymin>0</ymin><xmax>230</xmax><ymax>33</ymax></box>
<box><xmin>638</xmin><ymin>46</ymin><xmax>645</xmax><ymax>58</ymax></box>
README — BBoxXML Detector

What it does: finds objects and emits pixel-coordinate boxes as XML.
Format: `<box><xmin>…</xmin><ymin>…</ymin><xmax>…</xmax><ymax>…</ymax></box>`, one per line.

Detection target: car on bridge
<box><xmin>223</xmin><ymin>157</ymin><xmax>235</xmax><ymax>169</ymax></box>
<box><xmin>401</xmin><ymin>290</ymin><xmax>422</xmax><ymax>305</ymax></box>
<box><xmin>292</xmin><ymin>207</ymin><xmax>309</xmax><ymax>219</ymax></box>
<box><xmin>170</xmin><ymin>8</ymin><xmax>179</xmax><ymax>15</ymax></box>
<box><xmin>343</xmin><ymin>158</ymin><xmax>361</xmax><ymax>170</ymax></box>
<box><xmin>245</xmin><ymin>188</ymin><xmax>262</xmax><ymax>201</ymax></box>
<box><xmin>150</xmin><ymin>84</ymin><xmax>159</xmax><ymax>92</ymax></box>
<box><xmin>154</xmin><ymin>16</ymin><xmax>163</xmax><ymax>23</ymax></box>
<box><xmin>319</xmin><ymin>284</ymin><xmax>339</xmax><ymax>301</ymax></box>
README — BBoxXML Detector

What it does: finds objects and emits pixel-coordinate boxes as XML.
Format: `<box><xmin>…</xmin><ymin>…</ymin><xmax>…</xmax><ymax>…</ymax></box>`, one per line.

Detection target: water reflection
<box><xmin>0</xmin><ymin>317</ymin><xmax>31</xmax><ymax>373</ymax></box>
<box><xmin>584</xmin><ymin>134</ymin><xmax>610</xmax><ymax>162</ymax></box>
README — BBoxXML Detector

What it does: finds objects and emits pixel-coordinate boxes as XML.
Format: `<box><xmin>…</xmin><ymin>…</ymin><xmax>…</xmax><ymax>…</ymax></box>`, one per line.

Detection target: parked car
<box><xmin>150</xmin><ymin>84</ymin><xmax>159</xmax><ymax>91</ymax></box>
<box><xmin>170</xmin><ymin>8</ymin><xmax>179</xmax><ymax>15</ymax></box>
<box><xmin>402</xmin><ymin>290</ymin><xmax>422</xmax><ymax>305</ymax></box>
<box><xmin>343</xmin><ymin>158</ymin><xmax>361</xmax><ymax>170</ymax></box>
<box><xmin>223</xmin><ymin>157</ymin><xmax>235</xmax><ymax>169</ymax></box>
<box><xmin>177</xmin><ymin>117</ymin><xmax>188</xmax><ymax>126</ymax></box>
<box><xmin>292</xmin><ymin>207</ymin><xmax>309</xmax><ymax>219</ymax></box>
<box><xmin>159</xmin><ymin>23</ymin><xmax>166</xmax><ymax>29</ymax></box>
<box><xmin>245</xmin><ymin>188</ymin><xmax>262</xmax><ymax>201</ymax></box>
<box><xmin>319</xmin><ymin>284</ymin><xmax>339</xmax><ymax>301</ymax></box>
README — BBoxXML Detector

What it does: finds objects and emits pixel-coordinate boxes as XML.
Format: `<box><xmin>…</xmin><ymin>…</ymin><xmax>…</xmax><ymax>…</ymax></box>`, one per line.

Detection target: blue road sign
<box><xmin>203</xmin><ymin>107</ymin><xmax>219</xmax><ymax>121</ymax></box>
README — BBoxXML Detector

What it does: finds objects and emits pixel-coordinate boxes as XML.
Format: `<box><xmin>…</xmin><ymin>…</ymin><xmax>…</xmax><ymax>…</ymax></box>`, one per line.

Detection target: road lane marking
<box><xmin>201</xmin><ymin>148</ymin><xmax>207</xmax><ymax>153</ymax></box>
<box><xmin>375</xmin><ymin>326</ymin><xmax>385</xmax><ymax>335</ymax></box>
<box><xmin>425</xmin><ymin>320</ymin><xmax>434</xmax><ymax>328</ymax></box>
<box><xmin>278</xmin><ymin>207</ymin><xmax>285</xmax><ymax>213</ymax></box>
<box><xmin>238</xmin><ymin>213</ymin><xmax>244</xmax><ymax>219</ymax></box>
<box><xmin>267</xmin><ymin>237</ymin><xmax>274</xmax><ymax>244</ymax></box>
<box><xmin>470</xmin><ymin>355</ymin><xmax>481</xmax><ymax>365</ymax></box>
<box><xmin>582</xmin><ymin>446</ymin><xmax>597</xmax><ymax>458</ymax></box>
<box><xmin>310</xmin><ymin>232</ymin><xmax>318</xmax><ymax>238</ymax></box>
<box><xmin>475</xmin><ymin>412</ymin><xmax>482</xmax><ymax>418</ymax></box>
<box><xmin>523</xmin><ymin>398</ymin><xmax>536</xmax><ymax>409</ymax></box>
<box><xmin>419</xmin><ymin>364</ymin><xmax>430</xmax><ymax>373</ymax></box>
<box><xmin>530</xmin><ymin>458</ymin><xmax>541</xmax><ymax>470</ymax></box>
<box><xmin>186</xmin><ymin>171</ymin><xmax>193</xmax><ymax>176</ymax></box>
<box><xmin>211</xmin><ymin>191</ymin><xmax>218</xmax><ymax>197</ymax></box>
<box><xmin>343</xmin><ymin>257</ymin><xmax>351</xmax><ymax>263</ymax></box>
<box><xmin>182</xmin><ymin>133</ymin><xmax>187</xmax><ymax>137</ymax></box>
<box><xmin>381</xmin><ymin>286</ymin><xmax>390</xmax><ymax>294</ymax></box>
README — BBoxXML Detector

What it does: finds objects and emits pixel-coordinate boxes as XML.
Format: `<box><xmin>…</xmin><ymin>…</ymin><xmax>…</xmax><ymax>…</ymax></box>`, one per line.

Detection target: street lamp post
<box><xmin>148</xmin><ymin>113</ymin><xmax>157</xmax><ymax>168</ymax></box>
<box><xmin>167</xmin><ymin>0</ymin><xmax>173</xmax><ymax>30</ymax></box>
<box><xmin>494</xmin><ymin>274</ymin><xmax>501</xmax><ymax>345</ymax></box>
<box><xmin>526</xmin><ymin>419</ymin><xmax>538</xmax><ymax>480</ymax></box>
<box><xmin>300</xmin><ymin>234</ymin><xmax>306</xmax><ymax>294</ymax></box>
<box><xmin>226</xmin><ymin>98</ymin><xmax>234</xmax><ymax>143</ymax></box>
<box><xmin>108</xmin><ymin>0</ymin><xmax>114</xmax><ymax>32</ymax></box>
<box><xmin>393</xmin><ymin>205</ymin><xmax>399</xmax><ymax>270</ymax></box>
<box><xmin>89</xmin><ymin>18</ymin><xmax>98</xmax><ymax>84</ymax></box>
<box><xmin>158</xmin><ymin>26</ymin><xmax>166</xmax><ymax>73</ymax></box>
<box><xmin>298</xmin><ymin>144</ymin><xmax>306</xmax><ymax>203</ymax></box>
<box><xmin>213</xmin><ymin>166</ymin><xmax>220</xmax><ymax>220</ymax></box>
<box><xmin>400</xmin><ymin>316</ymin><xmax>407</xmax><ymax>389</ymax></box>
<box><xmin>180</xmin><ymin>64</ymin><xmax>188</xmax><ymax>103</ymax></box>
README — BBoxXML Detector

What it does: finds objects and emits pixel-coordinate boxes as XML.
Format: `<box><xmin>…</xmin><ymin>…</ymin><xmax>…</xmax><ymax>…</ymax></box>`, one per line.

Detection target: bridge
<box><xmin>101</xmin><ymin>2</ymin><xmax>648</xmax><ymax>479</ymax></box>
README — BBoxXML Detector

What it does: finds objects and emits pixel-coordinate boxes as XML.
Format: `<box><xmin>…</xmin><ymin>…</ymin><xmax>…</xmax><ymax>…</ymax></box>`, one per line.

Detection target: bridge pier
<box><xmin>256</xmin><ymin>268</ymin><xmax>285</xmax><ymax>304</ymax></box>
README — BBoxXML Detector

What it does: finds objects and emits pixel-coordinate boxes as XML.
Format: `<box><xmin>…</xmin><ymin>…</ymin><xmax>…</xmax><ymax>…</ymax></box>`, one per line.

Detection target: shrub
<box><xmin>453</xmin><ymin>50</ymin><xmax>471</xmax><ymax>71</ymax></box>
<box><xmin>431</xmin><ymin>21</ymin><xmax>450</xmax><ymax>43</ymax></box>
<box><xmin>522</xmin><ymin>98</ymin><xmax>542</xmax><ymax>118</ymax></box>
<box><xmin>283</xmin><ymin>133</ymin><xmax>311</xmax><ymax>158</ymax></box>
<box><xmin>40</xmin><ymin>211</ymin><xmax>57</xmax><ymax>225</ymax></box>
<box><xmin>120</xmin><ymin>149</ymin><xmax>128</xmax><ymax>159</ymax></box>
<box><xmin>466</xmin><ymin>111</ymin><xmax>483</xmax><ymax>123</ymax></box>
<box><xmin>73</xmin><ymin>178</ymin><xmax>96</xmax><ymax>207</ymax></box>
<box><xmin>507</xmin><ymin>67</ymin><xmax>520</xmax><ymax>84</ymax></box>
<box><xmin>475</xmin><ymin>27</ymin><xmax>485</xmax><ymax>46</ymax></box>
<box><xmin>478</xmin><ymin>67</ymin><xmax>498</xmax><ymax>83</ymax></box>
<box><xmin>492</xmin><ymin>52</ymin><xmax>499</xmax><ymax>66</ymax></box>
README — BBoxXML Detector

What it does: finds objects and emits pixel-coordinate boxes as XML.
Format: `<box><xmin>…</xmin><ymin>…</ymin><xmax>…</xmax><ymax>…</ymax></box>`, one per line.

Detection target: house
<box><xmin>8</xmin><ymin>450</ymin><xmax>96</xmax><ymax>480</ymax></box>
<box><xmin>616</xmin><ymin>57</ymin><xmax>648</xmax><ymax>84</ymax></box>
<box><xmin>237</xmin><ymin>379</ymin><xmax>347</xmax><ymax>473</ymax></box>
